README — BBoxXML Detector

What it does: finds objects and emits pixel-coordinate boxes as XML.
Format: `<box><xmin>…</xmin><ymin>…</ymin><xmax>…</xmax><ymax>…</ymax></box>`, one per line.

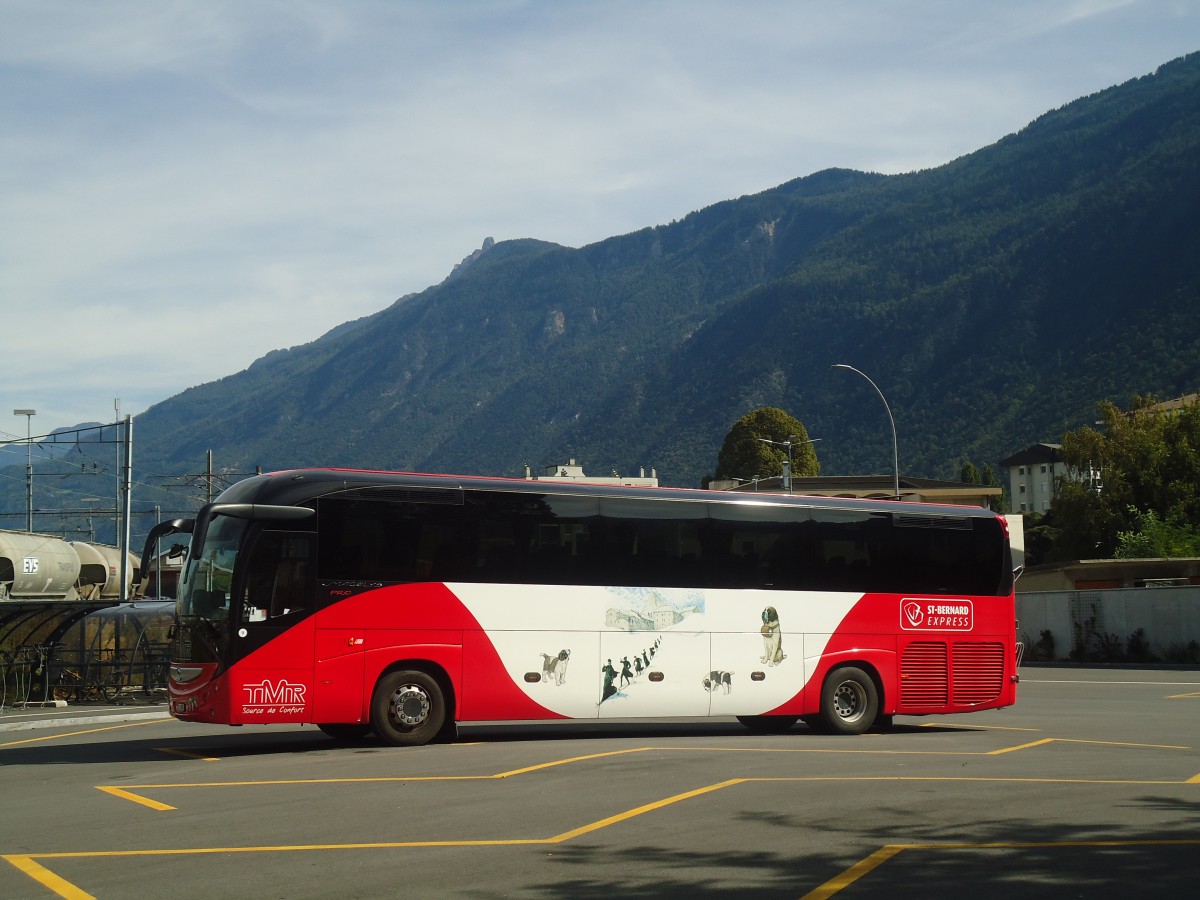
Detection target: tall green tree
<box><xmin>1051</xmin><ymin>395</ymin><xmax>1200</xmax><ymax>559</ymax></box>
<box><xmin>714</xmin><ymin>408</ymin><xmax>819</xmax><ymax>482</ymax></box>
<box><xmin>960</xmin><ymin>458</ymin><xmax>1005</xmax><ymax>513</ymax></box>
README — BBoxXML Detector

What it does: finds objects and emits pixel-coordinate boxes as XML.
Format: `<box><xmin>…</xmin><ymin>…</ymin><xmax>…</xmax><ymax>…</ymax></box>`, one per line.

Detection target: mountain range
<box><xmin>7</xmin><ymin>52</ymin><xmax>1200</xmax><ymax>534</ymax></box>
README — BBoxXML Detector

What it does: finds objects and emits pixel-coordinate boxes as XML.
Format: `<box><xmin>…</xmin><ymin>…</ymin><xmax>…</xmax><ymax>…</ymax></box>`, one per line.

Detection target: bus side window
<box><xmin>270</xmin><ymin>540</ymin><xmax>310</xmax><ymax>616</ymax></box>
<box><xmin>242</xmin><ymin>531</ymin><xmax>313</xmax><ymax>623</ymax></box>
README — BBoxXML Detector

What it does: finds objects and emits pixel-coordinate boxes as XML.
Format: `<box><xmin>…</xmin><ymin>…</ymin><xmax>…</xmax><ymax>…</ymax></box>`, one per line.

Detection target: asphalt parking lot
<box><xmin>2</xmin><ymin>666</ymin><xmax>1198</xmax><ymax>899</ymax></box>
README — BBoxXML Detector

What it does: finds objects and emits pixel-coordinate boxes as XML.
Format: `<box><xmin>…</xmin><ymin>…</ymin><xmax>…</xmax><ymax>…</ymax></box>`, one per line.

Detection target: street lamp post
<box><xmin>831</xmin><ymin>364</ymin><xmax>900</xmax><ymax>500</ymax></box>
<box><xmin>13</xmin><ymin>408</ymin><xmax>36</xmax><ymax>531</ymax></box>
<box><xmin>756</xmin><ymin>435</ymin><xmax>820</xmax><ymax>493</ymax></box>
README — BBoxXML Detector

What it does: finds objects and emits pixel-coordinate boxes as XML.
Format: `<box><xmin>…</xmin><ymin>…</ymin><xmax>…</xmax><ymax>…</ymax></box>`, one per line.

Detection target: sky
<box><xmin>2</xmin><ymin>0</ymin><xmax>1199</xmax><ymax>446</ymax></box>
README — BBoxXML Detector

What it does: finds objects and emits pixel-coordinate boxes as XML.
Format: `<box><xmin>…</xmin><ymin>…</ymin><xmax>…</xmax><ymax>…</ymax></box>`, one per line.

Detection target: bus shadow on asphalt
<box><xmin>0</xmin><ymin>717</ymin><xmax>992</xmax><ymax>766</ymax></box>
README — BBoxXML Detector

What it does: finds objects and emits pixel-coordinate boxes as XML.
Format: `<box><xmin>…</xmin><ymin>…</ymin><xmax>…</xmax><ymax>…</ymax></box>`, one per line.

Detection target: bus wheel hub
<box><xmin>392</xmin><ymin>685</ymin><xmax>430</xmax><ymax>727</ymax></box>
<box><xmin>833</xmin><ymin>682</ymin><xmax>864</xmax><ymax>720</ymax></box>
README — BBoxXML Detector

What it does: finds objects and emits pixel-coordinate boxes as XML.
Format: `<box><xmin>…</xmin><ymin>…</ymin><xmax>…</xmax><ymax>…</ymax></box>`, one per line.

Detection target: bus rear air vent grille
<box><xmin>951</xmin><ymin>641</ymin><xmax>1005</xmax><ymax>704</ymax></box>
<box><xmin>900</xmin><ymin>641</ymin><xmax>948</xmax><ymax>706</ymax></box>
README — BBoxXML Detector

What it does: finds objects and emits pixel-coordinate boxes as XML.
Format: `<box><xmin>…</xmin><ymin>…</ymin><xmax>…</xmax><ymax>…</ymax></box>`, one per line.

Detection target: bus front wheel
<box><xmin>372</xmin><ymin>669</ymin><xmax>446</xmax><ymax>747</ymax></box>
<box><xmin>817</xmin><ymin>666</ymin><xmax>878</xmax><ymax>735</ymax></box>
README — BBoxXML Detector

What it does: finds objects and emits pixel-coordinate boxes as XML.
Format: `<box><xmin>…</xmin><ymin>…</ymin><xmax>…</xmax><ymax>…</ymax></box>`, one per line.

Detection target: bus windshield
<box><xmin>175</xmin><ymin>513</ymin><xmax>247</xmax><ymax>664</ymax></box>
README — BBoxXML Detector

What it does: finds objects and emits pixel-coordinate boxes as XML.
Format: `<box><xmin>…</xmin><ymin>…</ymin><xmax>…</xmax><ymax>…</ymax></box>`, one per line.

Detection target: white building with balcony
<box><xmin>999</xmin><ymin>443</ymin><xmax>1068</xmax><ymax>515</ymax></box>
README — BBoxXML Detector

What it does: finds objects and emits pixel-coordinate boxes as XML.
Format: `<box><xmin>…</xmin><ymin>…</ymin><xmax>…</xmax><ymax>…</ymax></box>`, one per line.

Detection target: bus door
<box><xmin>232</xmin><ymin>528</ymin><xmax>317</xmax><ymax>724</ymax></box>
<box><xmin>596</xmin><ymin>585</ymin><xmax>711</xmax><ymax>719</ymax></box>
<box><xmin>708</xmin><ymin>601</ymin><xmax>802</xmax><ymax>718</ymax></box>
<box><xmin>598</xmin><ymin>622</ymin><xmax>710</xmax><ymax>717</ymax></box>
<box><xmin>704</xmin><ymin>505</ymin><xmax>811</xmax><ymax>718</ymax></box>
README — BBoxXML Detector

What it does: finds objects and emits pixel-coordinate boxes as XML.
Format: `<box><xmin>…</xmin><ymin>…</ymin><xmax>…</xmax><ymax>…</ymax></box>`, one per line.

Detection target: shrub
<box><xmin>1124</xmin><ymin>628</ymin><xmax>1158</xmax><ymax>664</ymax></box>
<box><xmin>1163</xmin><ymin>640</ymin><xmax>1200</xmax><ymax>664</ymax></box>
<box><xmin>1094</xmin><ymin>632</ymin><xmax>1126</xmax><ymax>663</ymax></box>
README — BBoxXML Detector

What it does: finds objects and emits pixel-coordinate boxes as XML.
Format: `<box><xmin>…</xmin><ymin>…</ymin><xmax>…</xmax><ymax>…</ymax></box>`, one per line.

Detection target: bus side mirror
<box><xmin>140</xmin><ymin>519</ymin><xmax>195</xmax><ymax>585</ymax></box>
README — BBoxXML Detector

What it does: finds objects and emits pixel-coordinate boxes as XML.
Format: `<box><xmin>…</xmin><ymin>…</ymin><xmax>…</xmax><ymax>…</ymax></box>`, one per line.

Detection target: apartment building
<box><xmin>998</xmin><ymin>443</ymin><xmax>1067</xmax><ymax>515</ymax></box>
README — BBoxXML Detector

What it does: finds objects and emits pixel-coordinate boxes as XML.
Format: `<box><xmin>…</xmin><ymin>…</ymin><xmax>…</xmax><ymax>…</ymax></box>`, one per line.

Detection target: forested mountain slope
<box><xmin>113</xmin><ymin>52</ymin><xmax>1200</xmax><ymax>488</ymax></box>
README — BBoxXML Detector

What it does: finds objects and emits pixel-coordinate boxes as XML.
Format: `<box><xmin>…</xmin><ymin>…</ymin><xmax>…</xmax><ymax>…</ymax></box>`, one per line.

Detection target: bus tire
<box><xmin>371</xmin><ymin>669</ymin><xmax>446</xmax><ymax>747</ymax></box>
<box><xmin>318</xmin><ymin>723</ymin><xmax>373</xmax><ymax>741</ymax></box>
<box><xmin>818</xmin><ymin>666</ymin><xmax>878</xmax><ymax>736</ymax></box>
<box><xmin>736</xmin><ymin>715</ymin><xmax>799</xmax><ymax>734</ymax></box>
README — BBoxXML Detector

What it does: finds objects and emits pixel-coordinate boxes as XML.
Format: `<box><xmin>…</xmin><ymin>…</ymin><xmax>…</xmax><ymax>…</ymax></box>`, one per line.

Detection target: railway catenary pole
<box><xmin>119</xmin><ymin>414</ymin><xmax>133</xmax><ymax>603</ymax></box>
<box><xmin>13</xmin><ymin>409</ymin><xmax>36</xmax><ymax>532</ymax></box>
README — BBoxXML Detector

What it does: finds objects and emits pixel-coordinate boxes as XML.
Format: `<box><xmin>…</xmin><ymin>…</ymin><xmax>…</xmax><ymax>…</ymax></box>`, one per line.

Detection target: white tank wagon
<box><xmin>0</xmin><ymin>530</ymin><xmax>140</xmax><ymax>602</ymax></box>
<box><xmin>1</xmin><ymin>531</ymin><xmax>146</xmax><ymax>679</ymax></box>
<box><xmin>70</xmin><ymin>541</ymin><xmax>141</xmax><ymax>600</ymax></box>
<box><xmin>0</xmin><ymin>531</ymin><xmax>81</xmax><ymax>600</ymax></box>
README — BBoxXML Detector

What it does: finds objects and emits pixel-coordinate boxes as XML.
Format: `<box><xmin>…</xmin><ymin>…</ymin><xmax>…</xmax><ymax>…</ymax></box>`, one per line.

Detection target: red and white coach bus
<box><xmin>145</xmin><ymin>468</ymin><xmax>1020</xmax><ymax>745</ymax></box>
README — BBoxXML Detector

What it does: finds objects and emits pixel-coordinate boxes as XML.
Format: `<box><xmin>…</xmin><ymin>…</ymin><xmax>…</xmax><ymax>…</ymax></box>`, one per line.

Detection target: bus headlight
<box><xmin>171</xmin><ymin>665</ymin><xmax>204</xmax><ymax>684</ymax></box>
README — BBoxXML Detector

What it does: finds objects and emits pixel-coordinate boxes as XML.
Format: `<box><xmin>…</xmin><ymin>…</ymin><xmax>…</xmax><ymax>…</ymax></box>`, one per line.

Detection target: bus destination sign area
<box><xmin>900</xmin><ymin>598</ymin><xmax>974</xmax><ymax>631</ymax></box>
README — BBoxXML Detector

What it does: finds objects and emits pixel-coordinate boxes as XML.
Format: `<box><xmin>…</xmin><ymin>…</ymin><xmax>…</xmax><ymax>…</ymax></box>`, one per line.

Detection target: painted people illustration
<box><xmin>600</xmin><ymin>659</ymin><xmax>617</xmax><ymax>704</ymax></box>
<box><xmin>760</xmin><ymin>605</ymin><xmax>785</xmax><ymax>665</ymax></box>
<box><xmin>596</xmin><ymin>630</ymin><xmax>664</xmax><ymax>706</ymax></box>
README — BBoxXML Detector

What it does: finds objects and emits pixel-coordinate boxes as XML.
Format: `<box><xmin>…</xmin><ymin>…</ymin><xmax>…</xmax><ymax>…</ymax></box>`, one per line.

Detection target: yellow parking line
<box><xmin>17</xmin><ymin>777</ymin><xmax>1200</xmax><ymax>899</ymax></box>
<box><xmin>94</xmin><ymin>751</ymin><xmax>651</xmax><ymax>810</ymax></box>
<box><xmin>988</xmin><ymin>736</ymin><xmax>1188</xmax><ymax>755</ymax></box>
<box><xmin>495</xmin><ymin>747</ymin><xmax>648</xmax><ymax>776</ymax></box>
<box><xmin>665</xmin><ymin>745</ymin><xmax>971</xmax><ymax>758</ymax></box>
<box><xmin>99</xmin><ymin>770</ymin><xmax>1197</xmax><ymax>816</ymax></box>
<box><xmin>987</xmin><ymin>737</ymin><xmax>1055</xmax><ymax>754</ymax></box>
<box><xmin>800</xmin><ymin>845</ymin><xmax>905</xmax><ymax>900</ymax></box>
<box><xmin>154</xmin><ymin>747</ymin><xmax>220</xmax><ymax>761</ymax></box>
<box><xmin>97</xmin><ymin>735</ymin><xmax>1196</xmax><ymax>811</ymax></box>
<box><xmin>919</xmin><ymin>722</ymin><xmax>1042</xmax><ymax>732</ymax></box>
<box><xmin>0</xmin><ymin>719</ymin><xmax>165</xmax><ymax>748</ymax></box>
<box><xmin>88</xmin><ymin>748</ymin><xmax>973</xmax><ymax>810</ymax></box>
<box><xmin>95</xmin><ymin>786</ymin><xmax>177</xmax><ymax>812</ymax></box>
<box><xmin>549</xmin><ymin>778</ymin><xmax>745</xmax><ymax>842</ymax></box>
<box><xmin>1067</xmin><ymin>737</ymin><xmax>1189</xmax><ymax>749</ymax></box>
<box><xmin>2</xmin><ymin>854</ymin><xmax>93</xmax><ymax>900</ymax></box>
<box><xmin>802</xmin><ymin>839</ymin><xmax>1200</xmax><ymax>899</ymax></box>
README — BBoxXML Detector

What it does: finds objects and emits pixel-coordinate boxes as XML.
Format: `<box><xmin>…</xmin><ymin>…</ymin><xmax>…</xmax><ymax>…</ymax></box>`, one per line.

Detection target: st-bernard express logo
<box><xmin>901</xmin><ymin>598</ymin><xmax>974</xmax><ymax>631</ymax></box>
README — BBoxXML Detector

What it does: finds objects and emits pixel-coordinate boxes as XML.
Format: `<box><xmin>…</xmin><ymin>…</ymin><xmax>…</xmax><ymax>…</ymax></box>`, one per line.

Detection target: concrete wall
<box><xmin>1016</xmin><ymin>585</ymin><xmax>1200</xmax><ymax>661</ymax></box>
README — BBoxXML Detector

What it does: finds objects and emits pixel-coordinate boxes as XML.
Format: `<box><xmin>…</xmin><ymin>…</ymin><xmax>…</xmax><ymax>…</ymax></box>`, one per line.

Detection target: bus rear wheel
<box><xmin>372</xmin><ymin>669</ymin><xmax>445</xmax><ymax>747</ymax></box>
<box><xmin>817</xmin><ymin>666</ymin><xmax>878</xmax><ymax>735</ymax></box>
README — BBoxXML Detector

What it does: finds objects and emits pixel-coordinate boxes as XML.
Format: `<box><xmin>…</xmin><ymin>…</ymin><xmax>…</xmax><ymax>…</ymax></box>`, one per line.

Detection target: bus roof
<box><xmin>213</xmin><ymin>468</ymin><xmax>1001</xmax><ymax>520</ymax></box>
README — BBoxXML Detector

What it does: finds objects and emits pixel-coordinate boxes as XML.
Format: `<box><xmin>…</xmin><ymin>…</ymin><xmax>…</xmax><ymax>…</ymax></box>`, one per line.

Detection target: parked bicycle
<box><xmin>46</xmin><ymin>646</ymin><xmax>127</xmax><ymax>703</ymax></box>
<box><xmin>0</xmin><ymin>647</ymin><xmax>36</xmax><ymax>710</ymax></box>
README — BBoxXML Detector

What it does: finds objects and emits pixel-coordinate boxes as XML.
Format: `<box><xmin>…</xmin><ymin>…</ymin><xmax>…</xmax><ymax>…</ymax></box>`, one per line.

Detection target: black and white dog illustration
<box><xmin>703</xmin><ymin>670</ymin><xmax>733</xmax><ymax>694</ymax></box>
<box><xmin>540</xmin><ymin>649</ymin><xmax>571</xmax><ymax>685</ymax></box>
<box><xmin>760</xmin><ymin>606</ymin><xmax>785</xmax><ymax>666</ymax></box>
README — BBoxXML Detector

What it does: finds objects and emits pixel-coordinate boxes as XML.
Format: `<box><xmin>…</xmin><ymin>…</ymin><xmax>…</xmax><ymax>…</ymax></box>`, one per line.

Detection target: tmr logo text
<box><xmin>242</xmin><ymin>681</ymin><xmax>309</xmax><ymax>715</ymax></box>
<box><xmin>901</xmin><ymin>598</ymin><xmax>974</xmax><ymax>631</ymax></box>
